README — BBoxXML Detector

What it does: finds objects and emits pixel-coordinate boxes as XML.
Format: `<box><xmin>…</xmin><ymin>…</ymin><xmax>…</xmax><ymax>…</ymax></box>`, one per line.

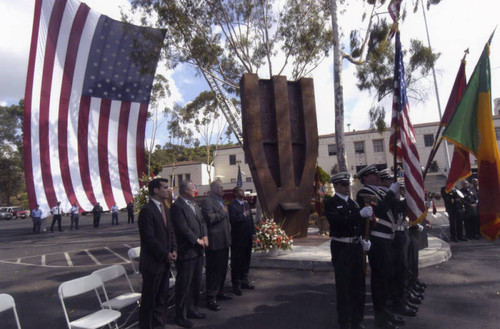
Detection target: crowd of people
<box><xmin>441</xmin><ymin>178</ymin><xmax>480</xmax><ymax>242</ymax></box>
<box><xmin>324</xmin><ymin>165</ymin><xmax>428</xmax><ymax>329</ymax></box>
<box><xmin>28</xmin><ymin>199</ymin><xmax>136</xmax><ymax>233</ymax></box>
<box><xmin>137</xmin><ymin>178</ymin><xmax>256</xmax><ymax>329</ymax></box>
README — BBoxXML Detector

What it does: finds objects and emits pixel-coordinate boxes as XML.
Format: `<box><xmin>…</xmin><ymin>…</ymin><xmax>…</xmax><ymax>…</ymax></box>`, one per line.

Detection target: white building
<box><xmin>159</xmin><ymin>161</ymin><xmax>214</xmax><ymax>195</ymax></box>
<box><xmin>160</xmin><ymin>116</ymin><xmax>500</xmax><ymax>193</ymax></box>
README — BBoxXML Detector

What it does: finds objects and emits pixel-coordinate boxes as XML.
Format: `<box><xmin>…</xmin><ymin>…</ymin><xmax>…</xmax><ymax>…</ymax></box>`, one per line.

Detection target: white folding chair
<box><xmin>58</xmin><ymin>274</ymin><xmax>121</xmax><ymax>329</ymax></box>
<box><xmin>0</xmin><ymin>293</ymin><xmax>22</xmax><ymax>329</ymax></box>
<box><xmin>92</xmin><ymin>265</ymin><xmax>141</xmax><ymax>328</ymax></box>
<box><xmin>127</xmin><ymin>247</ymin><xmax>140</xmax><ymax>275</ymax></box>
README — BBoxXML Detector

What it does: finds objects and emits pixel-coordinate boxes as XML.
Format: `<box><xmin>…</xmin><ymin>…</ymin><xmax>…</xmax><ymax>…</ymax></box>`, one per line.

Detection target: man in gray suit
<box><xmin>171</xmin><ymin>180</ymin><xmax>208</xmax><ymax>328</ymax></box>
<box><xmin>201</xmin><ymin>180</ymin><xmax>232</xmax><ymax>311</ymax></box>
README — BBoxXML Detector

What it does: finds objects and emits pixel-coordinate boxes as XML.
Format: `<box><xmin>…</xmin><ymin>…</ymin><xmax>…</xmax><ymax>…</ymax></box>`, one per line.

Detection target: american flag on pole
<box><xmin>24</xmin><ymin>0</ymin><xmax>165</xmax><ymax>216</ymax></box>
<box><xmin>389</xmin><ymin>32</ymin><xmax>427</xmax><ymax>224</ymax></box>
<box><xmin>236</xmin><ymin>164</ymin><xmax>243</xmax><ymax>187</ymax></box>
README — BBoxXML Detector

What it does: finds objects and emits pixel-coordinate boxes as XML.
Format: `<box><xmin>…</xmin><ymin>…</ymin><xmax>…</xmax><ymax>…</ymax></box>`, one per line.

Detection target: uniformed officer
<box><xmin>324</xmin><ymin>172</ymin><xmax>372</xmax><ymax>329</ymax></box>
<box><xmin>355</xmin><ymin>165</ymin><xmax>404</xmax><ymax>329</ymax></box>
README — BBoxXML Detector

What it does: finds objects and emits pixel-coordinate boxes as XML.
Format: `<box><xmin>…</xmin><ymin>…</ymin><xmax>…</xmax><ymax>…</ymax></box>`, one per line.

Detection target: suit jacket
<box><xmin>138</xmin><ymin>200</ymin><xmax>177</xmax><ymax>276</ymax></box>
<box><xmin>171</xmin><ymin>197</ymin><xmax>207</xmax><ymax>261</ymax></box>
<box><xmin>201</xmin><ymin>194</ymin><xmax>231</xmax><ymax>251</ymax></box>
<box><xmin>228</xmin><ymin>199</ymin><xmax>255</xmax><ymax>247</ymax></box>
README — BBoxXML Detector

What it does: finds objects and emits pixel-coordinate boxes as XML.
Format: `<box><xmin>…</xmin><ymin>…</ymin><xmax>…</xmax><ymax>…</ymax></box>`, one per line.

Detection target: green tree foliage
<box><xmin>317</xmin><ymin>165</ymin><xmax>330</xmax><ymax>184</ymax></box>
<box><xmin>0</xmin><ymin>100</ymin><xmax>25</xmax><ymax>205</ymax></box>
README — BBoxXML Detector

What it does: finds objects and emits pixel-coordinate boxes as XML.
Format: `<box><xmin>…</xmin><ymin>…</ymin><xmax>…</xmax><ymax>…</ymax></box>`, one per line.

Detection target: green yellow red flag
<box><xmin>442</xmin><ymin>38</ymin><xmax>500</xmax><ymax>241</ymax></box>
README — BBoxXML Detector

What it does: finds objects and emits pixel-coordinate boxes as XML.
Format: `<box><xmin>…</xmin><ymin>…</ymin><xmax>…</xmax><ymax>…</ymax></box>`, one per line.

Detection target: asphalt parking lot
<box><xmin>1</xmin><ymin>213</ymin><xmax>499</xmax><ymax>329</ymax></box>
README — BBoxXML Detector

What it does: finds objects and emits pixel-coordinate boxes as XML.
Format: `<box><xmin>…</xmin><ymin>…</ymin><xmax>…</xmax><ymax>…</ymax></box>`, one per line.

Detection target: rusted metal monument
<box><xmin>240</xmin><ymin>74</ymin><xmax>318</xmax><ymax>238</ymax></box>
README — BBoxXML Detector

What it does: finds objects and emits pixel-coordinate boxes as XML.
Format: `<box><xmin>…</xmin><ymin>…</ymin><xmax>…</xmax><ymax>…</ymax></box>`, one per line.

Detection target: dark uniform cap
<box><xmin>356</xmin><ymin>164</ymin><xmax>378</xmax><ymax>179</ymax></box>
<box><xmin>330</xmin><ymin>172</ymin><xmax>351</xmax><ymax>184</ymax></box>
<box><xmin>379</xmin><ymin>168</ymin><xmax>393</xmax><ymax>180</ymax></box>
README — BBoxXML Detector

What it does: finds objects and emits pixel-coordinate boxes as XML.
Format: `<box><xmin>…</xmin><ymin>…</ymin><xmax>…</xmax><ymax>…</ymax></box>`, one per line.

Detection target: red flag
<box><xmin>24</xmin><ymin>0</ymin><xmax>164</xmax><ymax>216</ymax></box>
<box><xmin>442</xmin><ymin>61</ymin><xmax>471</xmax><ymax>192</ymax></box>
<box><xmin>389</xmin><ymin>32</ymin><xmax>427</xmax><ymax>224</ymax></box>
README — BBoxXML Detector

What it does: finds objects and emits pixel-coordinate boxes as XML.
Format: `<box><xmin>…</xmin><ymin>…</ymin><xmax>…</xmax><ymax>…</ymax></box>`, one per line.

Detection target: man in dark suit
<box><xmin>138</xmin><ymin>178</ymin><xmax>177</xmax><ymax>329</ymax></box>
<box><xmin>201</xmin><ymin>180</ymin><xmax>232</xmax><ymax>311</ymax></box>
<box><xmin>92</xmin><ymin>202</ymin><xmax>103</xmax><ymax>228</ymax></box>
<box><xmin>228</xmin><ymin>186</ymin><xmax>256</xmax><ymax>296</ymax></box>
<box><xmin>171</xmin><ymin>180</ymin><xmax>208</xmax><ymax>328</ymax></box>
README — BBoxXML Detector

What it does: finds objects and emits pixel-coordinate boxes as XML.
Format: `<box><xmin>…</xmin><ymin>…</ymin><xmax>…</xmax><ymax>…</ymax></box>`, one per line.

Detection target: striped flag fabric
<box><xmin>442</xmin><ymin>36</ymin><xmax>500</xmax><ymax>241</ymax></box>
<box><xmin>389</xmin><ymin>32</ymin><xmax>427</xmax><ymax>224</ymax></box>
<box><xmin>24</xmin><ymin>0</ymin><xmax>165</xmax><ymax>216</ymax></box>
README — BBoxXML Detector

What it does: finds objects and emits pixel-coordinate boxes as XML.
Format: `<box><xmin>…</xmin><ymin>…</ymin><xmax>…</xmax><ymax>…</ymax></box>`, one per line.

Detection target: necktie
<box><xmin>160</xmin><ymin>204</ymin><xmax>167</xmax><ymax>227</ymax></box>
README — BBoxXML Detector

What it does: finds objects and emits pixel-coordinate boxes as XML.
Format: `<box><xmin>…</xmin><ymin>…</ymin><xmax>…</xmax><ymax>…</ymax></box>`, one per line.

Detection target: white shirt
<box><xmin>334</xmin><ymin>193</ymin><xmax>349</xmax><ymax>203</ymax></box>
<box><xmin>71</xmin><ymin>206</ymin><xmax>79</xmax><ymax>214</ymax></box>
<box><xmin>51</xmin><ymin>205</ymin><xmax>61</xmax><ymax>215</ymax></box>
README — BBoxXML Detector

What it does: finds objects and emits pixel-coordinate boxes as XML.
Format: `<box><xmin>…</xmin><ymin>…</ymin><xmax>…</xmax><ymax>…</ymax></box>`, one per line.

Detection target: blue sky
<box><xmin>1</xmin><ymin>0</ymin><xmax>500</xmax><ymax>148</ymax></box>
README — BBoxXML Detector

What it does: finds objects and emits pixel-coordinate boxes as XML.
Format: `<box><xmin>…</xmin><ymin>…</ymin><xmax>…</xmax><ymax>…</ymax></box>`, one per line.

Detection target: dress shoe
<box><xmin>175</xmin><ymin>317</ymin><xmax>194</xmax><ymax>328</ymax></box>
<box><xmin>241</xmin><ymin>282</ymin><xmax>255</xmax><ymax>289</ymax></box>
<box><xmin>207</xmin><ymin>301</ymin><xmax>221</xmax><ymax>311</ymax></box>
<box><xmin>375</xmin><ymin>319</ymin><xmax>399</xmax><ymax>329</ymax></box>
<box><xmin>404</xmin><ymin>301</ymin><xmax>419</xmax><ymax>311</ymax></box>
<box><xmin>216</xmin><ymin>293</ymin><xmax>233</xmax><ymax>301</ymax></box>
<box><xmin>458</xmin><ymin>237</ymin><xmax>467</xmax><ymax>241</ymax></box>
<box><xmin>388</xmin><ymin>315</ymin><xmax>405</xmax><ymax>326</ymax></box>
<box><xmin>351</xmin><ymin>322</ymin><xmax>366</xmax><ymax>329</ymax></box>
<box><xmin>391</xmin><ymin>304</ymin><xmax>417</xmax><ymax>317</ymax></box>
<box><xmin>232</xmin><ymin>287</ymin><xmax>243</xmax><ymax>296</ymax></box>
<box><xmin>415</xmin><ymin>279</ymin><xmax>428</xmax><ymax>288</ymax></box>
<box><xmin>404</xmin><ymin>293</ymin><xmax>422</xmax><ymax>304</ymax></box>
<box><xmin>411</xmin><ymin>284</ymin><xmax>425</xmax><ymax>294</ymax></box>
<box><xmin>187</xmin><ymin>311</ymin><xmax>206</xmax><ymax>319</ymax></box>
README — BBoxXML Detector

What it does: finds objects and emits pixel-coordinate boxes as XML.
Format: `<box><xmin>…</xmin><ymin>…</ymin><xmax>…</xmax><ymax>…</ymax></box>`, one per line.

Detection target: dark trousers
<box><xmin>230</xmin><ymin>241</ymin><xmax>252</xmax><ymax>288</ymax></box>
<box><xmin>368</xmin><ymin>236</ymin><xmax>396</xmax><ymax>319</ymax></box>
<box><xmin>93</xmin><ymin>215</ymin><xmax>100</xmax><ymax>227</ymax></box>
<box><xmin>33</xmin><ymin>218</ymin><xmax>41</xmax><ymax>233</ymax></box>
<box><xmin>393</xmin><ymin>230</ymin><xmax>411</xmax><ymax>301</ymax></box>
<box><xmin>70</xmin><ymin>214</ymin><xmax>79</xmax><ymax>230</ymax></box>
<box><xmin>128</xmin><ymin>212</ymin><xmax>134</xmax><ymax>224</ymax></box>
<box><xmin>139</xmin><ymin>265</ymin><xmax>170</xmax><ymax>329</ymax></box>
<box><xmin>464</xmin><ymin>212</ymin><xmax>476</xmax><ymax>238</ymax></box>
<box><xmin>206</xmin><ymin>248</ymin><xmax>229</xmax><ymax>302</ymax></box>
<box><xmin>112</xmin><ymin>213</ymin><xmax>119</xmax><ymax>225</ymax></box>
<box><xmin>175</xmin><ymin>256</ymin><xmax>203</xmax><ymax>319</ymax></box>
<box><xmin>50</xmin><ymin>215</ymin><xmax>62</xmax><ymax>232</ymax></box>
<box><xmin>331</xmin><ymin>240</ymin><xmax>365</xmax><ymax>325</ymax></box>
<box><xmin>408</xmin><ymin>230</ymin><xmax>420</xmax><ymax>279</ymax></box>
<box><xmin>448</xmin><ymin>210</ymin><xmax>458</xmax><ymax>239</ymax></box>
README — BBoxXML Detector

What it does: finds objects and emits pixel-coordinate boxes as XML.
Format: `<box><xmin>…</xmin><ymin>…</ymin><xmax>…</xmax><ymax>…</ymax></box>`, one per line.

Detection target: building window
<box><xmin>373</xmin><ymin>139</ymin><xmax>384</xmax><ymax>153</ymax></box>
<box><xmin>495</xmin><ymin>127</ymin><xmax>500</xmax><ymax>140</ymax></box>
<box><xmin>229</xmin><ymin>154</ymin><xmax>236</xmax><ymax>165</ymax></box>
<box><xmin>185</xmin><ymin>173</ymin><xmax>191</xmax><ymax>181</ymax></box>
<box><xmin>177</xmin><ymin>174</ymin><xmax>183</xmax><ymax>184</ymax></box>
<box><xmin>424</xmin><ymin>134</ymin><xmax>434</xmax><ymax>147</ymax></box>
<box><xmin>354</xmin><ymin>141</ymin><xmax>365</xmax><ymax>154</ymax></box>
<box><xmin>230</xmin><ymin>178</ymin><xmax>237</xmax><ymax>183</ymax></box>
<box><xmin>328</xmin><ymin>144</ymin><xmax>337</xmax><ymax>156</ymax></box>
<box><xmin>246</xmin><ymin>177</ymin><xmax>252</xmax><ymax>182</ymax></box>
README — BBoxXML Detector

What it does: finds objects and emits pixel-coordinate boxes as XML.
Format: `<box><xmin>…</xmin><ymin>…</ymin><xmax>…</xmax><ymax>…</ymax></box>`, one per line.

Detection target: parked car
<box><xmin>0</xmin><ymin>207</ymin><xmax>29</xmax><ymax>220</ymax></box>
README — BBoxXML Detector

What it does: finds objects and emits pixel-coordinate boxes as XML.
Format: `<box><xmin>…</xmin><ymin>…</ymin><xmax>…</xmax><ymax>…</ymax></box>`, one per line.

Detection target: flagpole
<box><xmin>420</xmin><ymin>0</ymin><xmax>451</xmax><ymax>171</ymax></box>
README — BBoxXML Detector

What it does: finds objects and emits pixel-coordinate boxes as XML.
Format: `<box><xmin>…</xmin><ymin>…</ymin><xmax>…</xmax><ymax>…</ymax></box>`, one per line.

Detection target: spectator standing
<box><xmin>92</xmin><ymin>202</ymin><xmax>103</xmax><ymax>228</ymax></box>
<box><xmin>50</xmin><ymin>201</ymin><xmax>63</xmax><ymax>232</ymax></box>
<box><xmin>228</xmin><ymin>186</ymin><xmax>256</xmax><ymax>296</ymax></box>
<box><xmin>31</xmin><ymin>204</ymin><xmax>42</xmax><ymax>234</ymax></box>
<box><xmin>111</xmin><ymin>204</ymin><xmax>119</xmax><ymax>225</ymax></box>
<box><xmin>138</xmin><ymin>178</ymin><xmax>177</xmax><ymax>329</ymax></box>
<box><xmin>70</xmin><ymin>202</ymin><xmax>79</xmax><ymax>230</ymax></box>
<box><xmin>127</xmin><ymin>201</ymin><xmax>135</xmax><ymax>224</ymax></box>
<box><xmin>201</xmin><ymin>180</ymin><xmax>232</xmax><ymax>312</ymax></box>
<box><xmin>171</xmin><ymin>180</ymin><xmax>208</xmax><ymax>328</ymax></box>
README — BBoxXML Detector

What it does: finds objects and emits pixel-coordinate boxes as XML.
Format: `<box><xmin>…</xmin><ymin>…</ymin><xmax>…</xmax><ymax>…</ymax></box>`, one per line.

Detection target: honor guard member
<box><xmin>381</xmin><ymin>175</ymin><xmax>419</xmax><ymax>317</ymax></box>
<box><xmin>324</xmin><ymin>172</ymin><xmax>372</xmax><ymax>329</ymax></box>
<box><xmin>355</xmin><ymin>165</ymin><xmax>404</xmax><ymax>329</ymax></box>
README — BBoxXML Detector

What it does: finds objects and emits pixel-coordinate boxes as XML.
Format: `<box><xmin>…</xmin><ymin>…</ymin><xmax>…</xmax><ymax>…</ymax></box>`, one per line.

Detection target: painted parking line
<box><xmin>41</xmin><ymin>255</ymin><xmax>46</xmax><ymax>266</ymax></box>
<box><xmin>105</xmin><ymin>247</ymin><xmax>129</xmax><ymax>262</ymax></box>
<box><xmin>84</xmin><ymin>249</ymin><xmax>102</xmax><ymax>265</ymax></box>
<box><xmin>64</xmin><ymin>252</ymin><xmax>73</xmax><ymax>266</ymax></box>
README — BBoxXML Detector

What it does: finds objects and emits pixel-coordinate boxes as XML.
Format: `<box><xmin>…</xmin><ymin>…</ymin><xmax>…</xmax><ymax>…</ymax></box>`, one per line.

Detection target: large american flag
<box><xmin>24</xmin><ymin>0</ymin><xmax>165</xmax><ymax>215</ymax></box>
<box><xmin>389</xmin><ymin>32</ymin><xmax>427</xmax><ymax>224</ymax></box>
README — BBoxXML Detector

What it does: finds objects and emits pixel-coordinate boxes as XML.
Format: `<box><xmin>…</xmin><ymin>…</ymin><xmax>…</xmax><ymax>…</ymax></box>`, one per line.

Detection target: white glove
<box><xmin>417</xmin><ymin>224</ymin><xmax>424</xmax><ymax>232</ymax></box>
<box><xmin>425</xmin><ymin>201</ymin><xmax>432</xmax><ymax>208</ymax></box>
<box><xmin>359</xmin><ymin>206</ymin><xmax>373</xmax><ymax>218</ymax></box>
<box><xmin>389</xmin><ymin>181</ymin><xmax>401</xmax><ymax>195</ymax></box>
<box><xmin>360</xmin><ymin>239</ymin><xmax>371</xmax><ymax>251</ymax></box>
